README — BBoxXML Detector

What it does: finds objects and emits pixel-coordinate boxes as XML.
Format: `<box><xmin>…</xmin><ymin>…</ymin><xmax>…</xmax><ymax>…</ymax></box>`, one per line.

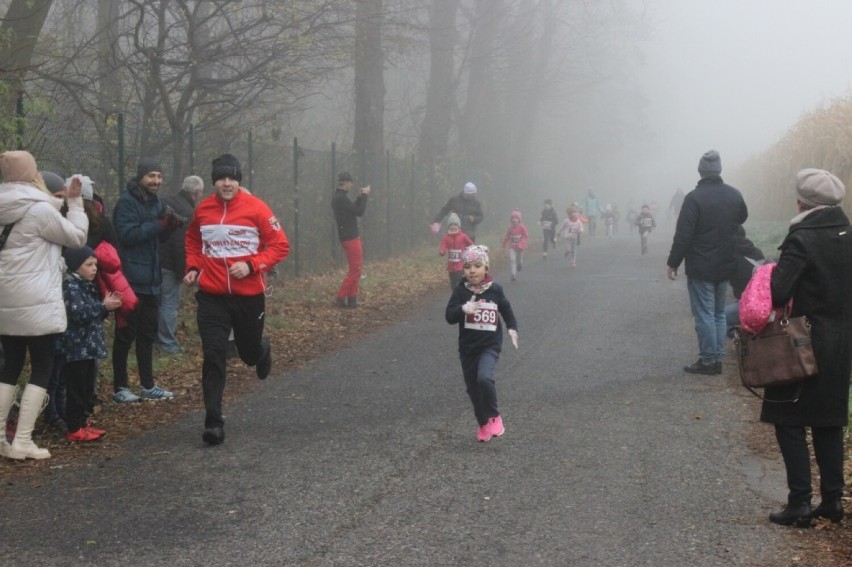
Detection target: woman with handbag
<box><xmin>763</xmin><ymin>168</ymin><xmax>851</xmax><ymax>527</ymax></box>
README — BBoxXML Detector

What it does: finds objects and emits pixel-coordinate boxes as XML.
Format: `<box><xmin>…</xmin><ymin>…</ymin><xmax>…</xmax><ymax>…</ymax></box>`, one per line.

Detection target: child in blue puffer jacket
<box><xmin>61</xmin><ymin>246</ymin><xmax>122</xmax><ymax>442</ymax></box>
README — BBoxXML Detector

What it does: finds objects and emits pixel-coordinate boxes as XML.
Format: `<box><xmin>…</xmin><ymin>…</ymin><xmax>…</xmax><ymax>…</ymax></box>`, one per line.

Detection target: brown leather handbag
<box><xmin>733</xmin><ymin>312</ymin><xmax>818</xmax><ymax>402</ymax></box>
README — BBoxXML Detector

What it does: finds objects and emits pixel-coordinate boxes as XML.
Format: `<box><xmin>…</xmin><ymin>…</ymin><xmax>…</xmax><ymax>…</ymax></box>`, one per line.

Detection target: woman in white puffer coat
<box><xmin>0</xmin><ymin>151</ymin><xmax>88</xmax><ymax>460</ymax></box>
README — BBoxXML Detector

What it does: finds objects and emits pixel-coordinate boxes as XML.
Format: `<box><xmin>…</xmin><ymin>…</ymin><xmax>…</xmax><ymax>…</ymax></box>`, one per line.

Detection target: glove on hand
<box><xmin>461</xmin><ymin>294</ymin><xmax>481</xmax><ymax>315</ymax></box>
<box><xmin>508</xmin><ymin>329</ymin><xmax>519</xmax><ymax>349</ymax></box>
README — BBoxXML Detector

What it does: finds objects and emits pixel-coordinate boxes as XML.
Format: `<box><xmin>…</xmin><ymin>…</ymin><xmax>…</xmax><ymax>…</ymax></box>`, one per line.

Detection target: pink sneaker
<box><xmin>486</xmin><ymin>416</ymin><xmax>505</xmax><ymax>438</ymax></box>
<box><xmin>476</xmin><ymin>424</ymin><xmax>491</xmax><ymax>442</ymax></box>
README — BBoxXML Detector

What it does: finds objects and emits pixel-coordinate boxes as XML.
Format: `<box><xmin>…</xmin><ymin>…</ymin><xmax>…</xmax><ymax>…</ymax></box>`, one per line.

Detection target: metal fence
<box><xmin>15</xmin><ymin>112</ymin><xmax>484</xmax><ymax>279</ymax></box>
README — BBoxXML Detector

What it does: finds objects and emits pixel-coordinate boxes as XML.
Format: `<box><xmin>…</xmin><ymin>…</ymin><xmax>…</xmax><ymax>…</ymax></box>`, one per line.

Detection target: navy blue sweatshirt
<box><xmin>446</xmin><ymin>278</ymin><xmax>518</xmax><ymax>355</ymax></box>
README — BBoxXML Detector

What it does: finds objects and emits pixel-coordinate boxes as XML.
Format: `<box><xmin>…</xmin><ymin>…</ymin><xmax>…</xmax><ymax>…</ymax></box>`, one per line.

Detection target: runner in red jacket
<box><xmin>184</xmin><ymin>153</ymin><xmax>289</xmax><ymax>445</ymax></box>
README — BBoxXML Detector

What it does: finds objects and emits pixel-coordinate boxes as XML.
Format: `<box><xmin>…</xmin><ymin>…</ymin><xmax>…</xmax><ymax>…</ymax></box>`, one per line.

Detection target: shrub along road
<box><xmin>0</xmin><ymin>228</ymin><xmax>845</xmax><ymax>565</ymax></box>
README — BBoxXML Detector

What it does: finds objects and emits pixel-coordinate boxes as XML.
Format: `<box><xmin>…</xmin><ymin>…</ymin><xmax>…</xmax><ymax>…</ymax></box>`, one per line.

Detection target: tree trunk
<box><xmin>458</xmin><ymin>0</ymin><xmax>504</xmax><ymax>175</ymax></box>
<box><xmin>0</xmin><ymin>0</ymin><xmax>54</xmax><ymax>135</ymax></box>
<box><xmin>353</xmin><ymin>0</ymin><xmax>385</xmax><ymax>189</ymax></box>
<box><xmin>505</xmin><ymin>0</ymin><xmax>556</xmax><ymax>192</ymax></box>
<box><xmin>418</xmin><ymin>0</ymin><xmax>458</xmax><ymax>170</ymax></box>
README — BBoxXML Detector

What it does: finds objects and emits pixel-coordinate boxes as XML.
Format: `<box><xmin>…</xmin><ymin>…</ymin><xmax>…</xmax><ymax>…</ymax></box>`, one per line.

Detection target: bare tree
<box><xmin>353</xmin><ymin>0</ymin><xmax>385</xmax><ymax>189</ymax></box>
<box><xmin>417</xmin><ymin>0</ymin><xmax>459</xmax><ymax>174</ymax></box>
<box><xmin>34</xmin><ymin>0</ymin><xmax>346</xmax><ymax>180</ymax></box>
<box><xmin>0</xmin><ymin>0</ymin><xmax>54</xmax><ymax>143</ymax></box>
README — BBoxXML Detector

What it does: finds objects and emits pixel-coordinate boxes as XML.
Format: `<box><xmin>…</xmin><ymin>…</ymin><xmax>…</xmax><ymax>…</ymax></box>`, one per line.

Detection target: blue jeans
<box><xmin>686</xmin><ymin>278</ymin><xmax>728</xmax><ymax>364</ymax></box>
<box><xmin>157</xmin><ymin>269</ymin><xmax>182</xmax><ymax>352</ymax></box>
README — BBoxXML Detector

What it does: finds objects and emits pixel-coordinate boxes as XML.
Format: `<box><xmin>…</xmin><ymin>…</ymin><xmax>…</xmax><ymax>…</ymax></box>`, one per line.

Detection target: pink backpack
<box><xmin>738</xmin><ymin>262</ymin><xmax>777</xmax><ymax>335</ymax></box>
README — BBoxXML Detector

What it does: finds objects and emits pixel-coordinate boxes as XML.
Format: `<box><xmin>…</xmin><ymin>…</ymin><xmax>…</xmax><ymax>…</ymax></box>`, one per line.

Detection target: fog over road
<box><xmin>2</xmin><ymin>228</ymin><xmax>802</xmax><ymax>566</ymax></box>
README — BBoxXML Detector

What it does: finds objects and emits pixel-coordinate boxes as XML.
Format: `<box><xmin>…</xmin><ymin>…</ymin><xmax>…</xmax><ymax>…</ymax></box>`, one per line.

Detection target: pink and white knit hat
<box><xmin>461</xmin><ymin>244</ymin><xmax>489</xmax><ymax>267</ymax></box>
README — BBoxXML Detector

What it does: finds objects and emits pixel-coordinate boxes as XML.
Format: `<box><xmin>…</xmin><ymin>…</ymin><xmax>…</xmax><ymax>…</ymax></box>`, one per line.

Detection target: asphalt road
<box><xmin>1</xmin><ymin>226</ymin><xmax>801</xmax><ymax>566</ymax></box>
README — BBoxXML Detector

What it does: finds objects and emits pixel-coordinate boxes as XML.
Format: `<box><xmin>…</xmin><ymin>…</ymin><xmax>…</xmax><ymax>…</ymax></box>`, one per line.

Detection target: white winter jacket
<box><xmin>0</xmin><ymin>182</ymin><xmax>88</xmax><ymax>335</ymax></box>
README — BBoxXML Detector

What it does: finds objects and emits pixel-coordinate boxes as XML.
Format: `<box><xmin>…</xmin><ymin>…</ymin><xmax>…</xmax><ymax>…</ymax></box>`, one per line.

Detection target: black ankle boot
<box><xmin>769</xmin><ymin>503</ymin><xmax>813</xmax><ymax>527</ymax></box>
<box><xmin>812</xmin><ymin>500</ymin><xmax>843</xmax><ymax>523</ymax></box>
<box><xmin>347</xmin><ymin>296</ymin><xmax>357</xmax><ymax>309</ymax></box>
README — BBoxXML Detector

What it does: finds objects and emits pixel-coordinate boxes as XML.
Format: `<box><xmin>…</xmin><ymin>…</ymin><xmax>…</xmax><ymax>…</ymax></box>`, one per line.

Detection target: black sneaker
<box><xmin>683</xmin><ymin>359</ymin><xmax>718</xmax><ymax>375</ymax></box>
<box><xmin>256</xmin><ymin>337</ymin><xmax>272</xmax><ymax>380</ymax></box>
<box><xmin>202</xmin><ymin>425</ymin><xmax>225</xmax><ymax>445</ymax></box>
<box><xmin>714</xmin><ymin>361</ymin><xmax>723</xmax><ymax>374</ymax></box>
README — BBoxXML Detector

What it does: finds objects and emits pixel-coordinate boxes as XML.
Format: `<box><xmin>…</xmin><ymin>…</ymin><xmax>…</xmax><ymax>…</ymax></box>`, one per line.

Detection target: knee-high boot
<box><xmin>7</xmin><ymin>384</ymin><xmax>50</xmax><ymax>460</ymax></box>
<box><xmin>0</xmin><ymin>382</ymin><xmax>17</xmax><ymax>458</ymax></box>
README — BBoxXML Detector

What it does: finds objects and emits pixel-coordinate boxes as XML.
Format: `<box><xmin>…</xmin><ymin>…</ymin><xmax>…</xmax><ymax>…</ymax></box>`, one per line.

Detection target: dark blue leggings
<box><xmin>459</xmin><ymin>348</ymin><xmax>500</xmax><ymax>426</ymax></box>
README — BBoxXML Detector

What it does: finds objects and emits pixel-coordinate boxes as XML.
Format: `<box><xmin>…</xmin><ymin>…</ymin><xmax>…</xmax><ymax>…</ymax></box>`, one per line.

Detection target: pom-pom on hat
<box><xmin>65</xmin><ymin>174</ymin><xmax>95</xmax><ymax>201</ymax></box>
<box><xmin>697</xmin><ymin>150</ymin><xmax>722</xmax><ymax>178</ymax></box>
<box><xmin>63</xmin><ymin>245</ymin><xmax>95</xmax><ymax>273</ymax></box>
<box><xmin>211</xmin><ymin>153</ymin><xmax>242</xmax><ymax>184</ymax></box>
<box><xmin>447</xmin><ymin>212</ymin><xmax>461</xmax><ymax>227</ymax></box>
<box><xmin>0</xmin><ymin>151</ymin><xmax>38</xmax><ymax>183</ymax></box>
<box><xmin>461</xmin><ymin>244</ymin><xmax>489</xmax><ymax>267</ymax></box>
<box><xmin>41</xmin><ymin>171</ymin><xmax>65</xmax><ymax>195</ymax></box>
<box><xmin>796</xmin><ymin>168</ymin><xmax>846</xmax><ymax>207</ymax></box>
<box><xmin>136</xmin><ymin>157</ymin><xmax>162</xmax><ymax>181</ymax></box>
<box><xmin>463</xmin><ymin>181</ymin><xmax>477</xmax><ymax>194</ymax></box>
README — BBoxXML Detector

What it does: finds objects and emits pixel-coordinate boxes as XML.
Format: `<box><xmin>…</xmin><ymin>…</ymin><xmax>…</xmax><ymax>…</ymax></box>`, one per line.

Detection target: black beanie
<box><xmin>63</xmin><ymin>246</ymin><xmax>95</xmax><ymax>273</ymax></box>
<box><xmin>212</xmin><ymin>153</ymin><xmax>242</xmax><ymax>184</ymax></box>
<box><xmin>136</xmin><ymin>158</ymin><xmax>163</xmax><ymax>181</ymax></box>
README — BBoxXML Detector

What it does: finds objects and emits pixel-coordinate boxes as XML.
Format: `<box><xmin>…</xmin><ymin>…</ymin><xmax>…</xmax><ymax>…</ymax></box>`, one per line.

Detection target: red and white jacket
<box><xmin>185</xmin><ymin>189</ymin><xmax>290</xmax><ymax>296</ymax></box>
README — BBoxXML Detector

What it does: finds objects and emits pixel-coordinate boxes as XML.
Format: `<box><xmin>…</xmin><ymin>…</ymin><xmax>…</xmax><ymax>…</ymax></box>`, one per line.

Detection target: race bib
<box><xmin>510</xmin><ymin>235</ymin><xmax>522</xmax><ymax>245</ymax></box>
<box><xmin>465</xmin><ymin>301</ymin><xmax>498</xmax><ymax>331</ymax></box>
<box><xmin>541</xmin><ymin>221</ymin><xmax>553</xmax><ymax>230</ymax></box>
<box><xmin>640</xmin><ymin>218</ymin><xmax>653</xmax><ymax>228</ymax></box>
<box><xmin>448</xmin><ymin>249</ymin><xmax>462</xmax><ymax>262</ymax></box>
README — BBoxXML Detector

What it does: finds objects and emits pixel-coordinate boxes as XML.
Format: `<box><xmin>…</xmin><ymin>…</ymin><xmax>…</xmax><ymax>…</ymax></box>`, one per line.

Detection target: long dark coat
<box><xmin>761</xmin><ymin>206</ymin><xmax>852</xmax><ymax>426</ymax></box>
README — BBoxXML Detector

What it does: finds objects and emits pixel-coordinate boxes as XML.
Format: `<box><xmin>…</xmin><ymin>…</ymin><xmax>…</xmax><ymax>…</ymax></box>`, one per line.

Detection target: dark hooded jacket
<box><xmin>433</xmin><ymin>194</ymin><xmax>484</xmax><ymax>240</ymax></box>
<box><xmin>761</xmin><ymin>206</ymin><xmax>852</xmax><ymax>426</ymax></box>
<box><xmin>666</xmin><ymin>176</ymin><xmax>748</xmax><ymax>282</ymax></box>
<box><xmin>112</xmin><ymin>180</ymin><xmax>166</xmax><ymax>295</ymax></box>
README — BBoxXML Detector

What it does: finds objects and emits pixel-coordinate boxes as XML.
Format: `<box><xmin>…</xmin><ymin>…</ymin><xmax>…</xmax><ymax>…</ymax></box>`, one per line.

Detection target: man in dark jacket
<box><xmin>156</xmin><ymin>175</ymin><xmax>203</xmax><ymax>354</ymax></box>
<box><xmin>431</xmin><ymin>182</ymin><xmax>484</xmax><ymax>241</ymax></box>
<box><xmin>332</xmin><ymin>172</ymin><xmax>370</xmax><ymax>308</ymax></box>
<box><xmin>111</xmin><ymin>158</ymin><xmax>182</xmax><ymax>402</ymax></box>
<box><xmin>666</xmin><ymin>150</ymin><xmax>748</xmax><ymax>375</ymax></box>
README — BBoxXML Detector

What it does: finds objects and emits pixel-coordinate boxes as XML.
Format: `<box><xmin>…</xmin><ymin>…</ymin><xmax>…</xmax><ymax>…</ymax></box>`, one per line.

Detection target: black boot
<box><xmin>347</xmin><ymin>296</ymin><xmax>357</xmax><ymax>309</ymax></box>
<box><xmin>683</xmin><ymin>359</ymin><xmax>717</xmax><ymax>375</ymax></box>
<box><xmin>812</xmin><ymin>499</ymin><xmax>844</xmax><ymax>523</ymax></box>
<box><xmin>769</xmin><ymin>502</ymin><xmax>813</xmax><ymax>527</ymax></box>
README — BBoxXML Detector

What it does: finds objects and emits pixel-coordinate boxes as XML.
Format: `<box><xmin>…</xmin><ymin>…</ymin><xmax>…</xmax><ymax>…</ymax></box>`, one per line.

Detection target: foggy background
<box><xmin>3</xmin><ymin>0</ymin><xmax>852</xmax><ymax>267</ymax></box>
<box><xmin>631</xmin><ymin>0</ymin><xmax>852</xmax><ymax>207</ymax></box>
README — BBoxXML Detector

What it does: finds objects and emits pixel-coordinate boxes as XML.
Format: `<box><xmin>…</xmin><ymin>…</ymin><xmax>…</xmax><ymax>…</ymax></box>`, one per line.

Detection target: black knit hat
<box><xmin>212</xmin><ymin>153</ymin><xmax>242</xmax><ymax>184</ymax></box>
<box><xmin>63</xmin><ymin>246</ymin><xmax>95</xmax><ymax>273</ymax></box>
<box><xmin>337</xmin><ymin>171</ymin><xmax>353</xmax><ymax>183</ymax></box>
<box><xmin>136</xmin><ymin>158</ymin><xmax>163</xmax><ymax>181</ymax></box>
